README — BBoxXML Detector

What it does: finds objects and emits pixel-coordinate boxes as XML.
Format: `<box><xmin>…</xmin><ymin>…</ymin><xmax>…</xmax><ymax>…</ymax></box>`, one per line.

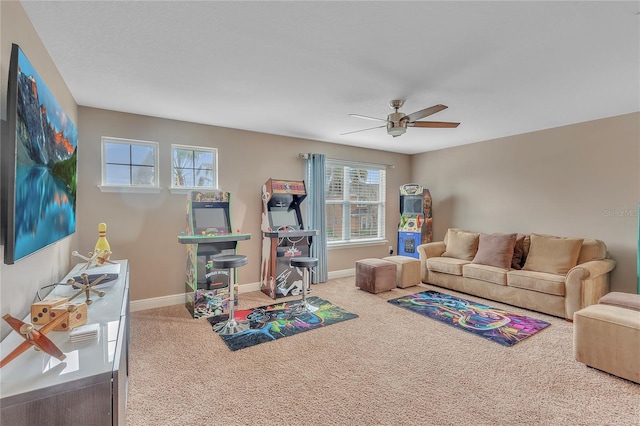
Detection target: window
<box><xmin>100</xmin><ymin>137</ymin><xmax>159</xmax><ymax>192</ymax></box>
<box><xmin>171</xmin><ymin>145</ymin><xmax>217</xmax><ymax>190</ymax></box>
<box><xmin>325</xmin><ymin>160</ymin><xmax>386</xmax><ymax>245</ymax></box>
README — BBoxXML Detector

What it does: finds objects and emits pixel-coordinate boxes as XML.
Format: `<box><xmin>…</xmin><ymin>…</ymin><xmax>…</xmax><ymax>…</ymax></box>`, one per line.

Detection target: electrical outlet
<box><xmin>388</xmin><ymin>245</ymin><xmax>394</xmax><ymax>255</ymax></box>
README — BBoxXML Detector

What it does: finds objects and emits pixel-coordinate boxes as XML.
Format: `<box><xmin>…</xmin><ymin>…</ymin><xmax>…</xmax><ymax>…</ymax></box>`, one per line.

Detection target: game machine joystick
<box><xmin>177</xmin><ymin>191</ymin><xmax>251</xmax><ymax>319</ymax></box>
<box><xmin>260</xmin><ymin>178</ymin><xmax>318</xmax><ymax>299</ymax></box>
<box><xmin>398</xmin><ymin>183</ymin><xmax>433</xmax><ymax>259</ymax></box>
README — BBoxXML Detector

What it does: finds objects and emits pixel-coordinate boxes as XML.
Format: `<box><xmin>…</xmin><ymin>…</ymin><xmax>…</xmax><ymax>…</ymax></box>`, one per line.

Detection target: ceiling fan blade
<box><xmin>348</xmin><ymin>114</ymin><xmax>388</xmax><ymax>123</ymax></box>
<box><xmin>409</xmin><ymin>121</ymin><xmax>460</xmax><ymax>128</ymax></box>
<box><xmin>340</xmin><ymin>124</ymin><xmax>386</xmax><ymax>136</ymax></box>
<box><xmin>404</xmin><ymin>104</ymin><xmax>448</xmax><ymax>123</ymax></box>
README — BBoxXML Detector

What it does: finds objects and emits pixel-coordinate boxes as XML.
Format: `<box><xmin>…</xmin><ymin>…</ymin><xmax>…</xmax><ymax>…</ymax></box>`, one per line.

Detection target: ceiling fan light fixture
<box><xmin>387</xmin><ymin>125</ymin><xmax>406</xmax><ymax>137</ymax></box>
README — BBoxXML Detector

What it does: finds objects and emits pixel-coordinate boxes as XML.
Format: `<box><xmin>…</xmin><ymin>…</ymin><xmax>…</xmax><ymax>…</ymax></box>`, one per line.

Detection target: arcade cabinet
<box><xmin>260</xmin><ymin>178</ymin><xmax>318</xmax><ymax>299</ymax></box>
<box><xmin>178</xmin><ymin>190</ymin><xmax>250</xmax><ymax>318</ymax></box>
<box><xmin>398</xmin><ymin>183</ymin><xmax>432</xmax><ymax>259</ymax></box>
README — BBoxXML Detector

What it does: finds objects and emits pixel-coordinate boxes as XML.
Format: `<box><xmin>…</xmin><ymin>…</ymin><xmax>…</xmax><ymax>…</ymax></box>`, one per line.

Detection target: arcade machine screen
<box><xmin>193</xmin><ymin>203</ymin><xmax>231</xmax><ymax>234</ymax></box>
<box><xmin>402</xmin><ymin>197</ymin><xmax>423</xmax><ymax>215</ymax></box>
<box><xmin>269</xmin><ymin>209</ymin><xmax>298</xmax><ymax>230</ymax></box>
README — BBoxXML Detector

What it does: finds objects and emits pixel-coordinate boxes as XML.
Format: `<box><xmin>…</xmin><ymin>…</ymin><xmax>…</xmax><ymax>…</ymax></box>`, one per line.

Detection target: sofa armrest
<box><xmin>417</xmin><ymin>241</ymin><xmax>446</xmax><ymax>283</ymax></box>
<box><xmin>565</xmin><ymin>258</ymin><xmax>617</xmax><ymax>319</ymax></box>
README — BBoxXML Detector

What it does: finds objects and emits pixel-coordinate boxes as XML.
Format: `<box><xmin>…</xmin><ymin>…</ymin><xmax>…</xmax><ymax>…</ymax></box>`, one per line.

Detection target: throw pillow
<box><xmin>522</xmin><ymin>234</ymin><xmax>584</xmax><ymax>275</ymax></box>
<box><xmin>472</xmin><ymin>233</ymin><xmax>517</xmax><ymax>269</ymax></box>
<box><xmin>511</xmin><ymin>233</ymin><xmax>527</xmax><ymax>270</ymax></box>
<box><xmin>442</xmin><ymin>229</ymin><xmax>480</xmax><ymax>261</ymax></box>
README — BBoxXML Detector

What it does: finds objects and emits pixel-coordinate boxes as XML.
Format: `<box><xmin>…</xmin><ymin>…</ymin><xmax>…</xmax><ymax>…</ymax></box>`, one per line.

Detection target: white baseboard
<box><xmin>130</xmin><ymin>269</ymin><xmax>355</xmax><ymax>312</ymax></box>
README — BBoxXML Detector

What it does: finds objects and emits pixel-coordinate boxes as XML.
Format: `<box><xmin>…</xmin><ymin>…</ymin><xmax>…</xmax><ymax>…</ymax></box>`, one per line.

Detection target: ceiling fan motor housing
<box><xmin>387</xmin><ymin>111</ymin><xmax>407</xmax><ymax>136</ymax></box>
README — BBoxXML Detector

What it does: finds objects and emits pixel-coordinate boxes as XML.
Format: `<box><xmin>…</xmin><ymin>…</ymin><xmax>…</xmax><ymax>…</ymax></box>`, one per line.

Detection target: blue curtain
<box><xmin>305</xmin><ymin>153</ymin><xmax>328</xmax><ymax>283</ymax></box>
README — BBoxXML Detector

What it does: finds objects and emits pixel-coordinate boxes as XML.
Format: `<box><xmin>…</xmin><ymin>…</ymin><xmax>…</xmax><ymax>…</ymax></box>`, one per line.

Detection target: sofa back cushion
<box><xmin>577</xmin><ymin>239</ymin><xmax>607</xmax><ymax>263</ymax></box>
<box><xmin>442</xmin><ymin>229</ymin><xmax>480</xmax><ymax>261</ymax></box>
<box><xmin>522</xmin><ymin>233</ymin><xmax>584</xmax><ymax>275</ymax></box>
<box><xmin>511</xmin><ymin>234</ymin><xmax>527</xmax><ymax>269</ymax></box>
<box><xmin>472</xmin><ymin>233</ymin><xmax>517</xmax><ymax>269</ymax></box>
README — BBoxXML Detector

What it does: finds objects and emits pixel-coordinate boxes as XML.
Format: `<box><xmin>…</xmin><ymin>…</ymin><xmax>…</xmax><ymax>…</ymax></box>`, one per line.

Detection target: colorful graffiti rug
<box><xmin>388</xmin><ymin>291</ymin><xmax>550</xmax><ymax>347</ymax></box>
<box><xmin>207</xmin><ymin>296</ymin><xmax>358</xmax><ymax>351</ymax></box>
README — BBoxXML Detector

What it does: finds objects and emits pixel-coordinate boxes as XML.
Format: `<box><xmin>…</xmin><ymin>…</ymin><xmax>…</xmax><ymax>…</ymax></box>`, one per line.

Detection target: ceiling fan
<box><xmin>342</xmin><ymin>100</ymin><xmax>460</xmax><ymax>137</ymax></box>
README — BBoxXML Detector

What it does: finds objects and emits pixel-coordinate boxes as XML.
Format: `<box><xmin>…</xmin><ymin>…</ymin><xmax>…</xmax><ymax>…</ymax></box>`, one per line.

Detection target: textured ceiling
<box><xmin>20</xmin><ymin>1</ymin><xmax>640</xmax><ymax>154</ymax></box>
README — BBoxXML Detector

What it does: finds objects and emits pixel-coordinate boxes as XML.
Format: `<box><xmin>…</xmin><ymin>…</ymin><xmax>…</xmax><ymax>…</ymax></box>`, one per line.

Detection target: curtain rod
<box><xmin>298</xmin><ymin>153</ymin><xmax>395</xmax><ymax>169</ymax></box>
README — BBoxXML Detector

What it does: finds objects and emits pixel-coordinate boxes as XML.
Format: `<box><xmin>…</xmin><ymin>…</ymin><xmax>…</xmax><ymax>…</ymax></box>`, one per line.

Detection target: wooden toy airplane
<box><xmin>0</xmin><ymin>305</ymin><xmax>78</xmax><ymax>368</ymax></box>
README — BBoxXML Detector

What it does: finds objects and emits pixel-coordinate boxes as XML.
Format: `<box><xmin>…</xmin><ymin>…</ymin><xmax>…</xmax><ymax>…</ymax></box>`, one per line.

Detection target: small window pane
<box><xmin>174</xmin><ymin>149</ymin><xmax>194</xmax><ymax>168</ymax></box>
<box><xmin>132</xmin><ymin>165</ymin><xmax>155</xmax><ymax>185</ymax></box>
<box><xmin>194</xmin><ymin>151</ymin><xmax>213</xmax><ymax>168</ymax></box>
<box><xmin>105</xmin><ymin>143</ymin><xmax>130</xmax><ymax>164</ymax></box>
<box><xmin>195</xmin><ymin>169</ymin><xmax>213</xmax><ymax>187</ymax></box>
<box><xmin>105</xmin><ymin>164</ymin><xmax>131</xmax><ymax>185</ymax></box>
<box><xmin>326</xmin><ymin>204</ymin><xmax>343</xmax><ymax>242</ymax></box>
<box><xmin>131</xmin><ymin>145</ymin><xmax>155</xmax><ymax>166</ymax></box>
<box><xmin>171</xmin><ymin>145</ymin><xmax>217</xmax><ymax>189</ymax></box>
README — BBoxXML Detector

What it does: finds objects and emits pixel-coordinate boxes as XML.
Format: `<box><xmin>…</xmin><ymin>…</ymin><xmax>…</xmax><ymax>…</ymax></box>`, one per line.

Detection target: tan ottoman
<box><xmin>573</xmin><ymin>292</ymin><xmax>640</xmax><ymax>384</ymax></box>
<box><xmin>383</xmin><ymin>255</ymin><xmax>421</xmax><ymax>288</ymax></box>
<box><xmin>355</xmin><ymin>258</ymin><xmax>396</xmax><ymax>294</ymax></box>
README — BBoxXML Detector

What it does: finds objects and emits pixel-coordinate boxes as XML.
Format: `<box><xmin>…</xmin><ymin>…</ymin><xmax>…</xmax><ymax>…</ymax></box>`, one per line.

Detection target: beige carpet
<box><xmin>127</xmin><ymin>277</ymin><xmax>640</xmax><ymax>426</ymax></box>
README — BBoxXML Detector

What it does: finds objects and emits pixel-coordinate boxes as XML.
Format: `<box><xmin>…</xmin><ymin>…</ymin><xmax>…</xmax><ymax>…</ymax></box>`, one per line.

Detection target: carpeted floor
<box><xmin>127</xmin><ymin>277</ymin><xmax>640</xmax><ymax>426</ymax></box>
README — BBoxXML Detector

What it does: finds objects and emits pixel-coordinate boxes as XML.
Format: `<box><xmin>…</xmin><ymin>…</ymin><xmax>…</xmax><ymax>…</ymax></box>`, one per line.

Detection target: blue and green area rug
<box><xmin>388</xmin><ymin>290</ymin><xmax>550</xmax><ymax>346</ymax></box>
<box><xmin>207</xmin><ymin>296</ymin><xmax>358</xmax><ymax>351</ymax></box>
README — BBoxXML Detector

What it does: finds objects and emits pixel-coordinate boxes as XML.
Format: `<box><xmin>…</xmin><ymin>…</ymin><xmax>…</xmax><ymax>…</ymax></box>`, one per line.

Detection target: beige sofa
<box><xmin>417</xmin><ymin>229</ymin><xmax>616</xmax><ymax>320</ymax></box>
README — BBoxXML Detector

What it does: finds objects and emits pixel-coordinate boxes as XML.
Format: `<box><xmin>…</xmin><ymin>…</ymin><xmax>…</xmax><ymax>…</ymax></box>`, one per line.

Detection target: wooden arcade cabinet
<box><xmin>178</xmin><ymin>190</ymin><xmax>250</xmax><ymax>318</ymax></box>
<box><xmin>260</xmin><ymin>178</ymin><xmax>318</xmax><ymax>299</ymax></box>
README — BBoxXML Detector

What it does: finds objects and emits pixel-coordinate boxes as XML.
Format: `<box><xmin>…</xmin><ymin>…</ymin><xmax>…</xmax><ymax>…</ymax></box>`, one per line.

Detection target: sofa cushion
<box><xmin>427</xmin><ymin>257</ymin><xmax>469</xmax><ymax>276</ymax></box>
<box><xmin>442</xmin><ymin>229</ymin><xmax>480</xmax><ymax>261</ymax></box>
<box><xmin>471</xmin><ymin>233</ymin><xmax>517</xmax><ymax>269</ymax></box>
<box><xmin>511</xmin><ymin>233</ymin><xmax>527</xmax><ymax>270</ymax></box>
<box><xmin>507</xmin><ymin>269</ymin><xmax>566</xmax><ymax>296</ymax></box>
<box><xmin>463</xmin><ymin>264</ymin><xmax>508</xmax><ymax>286</ymax></box>
<box><xmin>522</xmin><ymin>234</ymin><xmax>584</xmax><ymax>275</ymax></box>
<box><xmin>577</xmin><ymin>239</ymin><xmax>607</xmax><ymax>264</ymax></box>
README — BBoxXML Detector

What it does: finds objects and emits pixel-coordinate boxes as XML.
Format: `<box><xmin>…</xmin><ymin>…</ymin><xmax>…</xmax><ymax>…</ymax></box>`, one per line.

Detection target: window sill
<box><xmin>169</xmin><ymin>187</ymin><xmax>217</xmax><ymax>195</ymax></box>
<box><xmin>98</xmin><ymin>185</ymin><xmax>162</xmax><ymax>194</ymax></box>
<box><xmin>328</xmin><ymin>239</ymin><xmax>389</xmax><ymax>250</ymax></box>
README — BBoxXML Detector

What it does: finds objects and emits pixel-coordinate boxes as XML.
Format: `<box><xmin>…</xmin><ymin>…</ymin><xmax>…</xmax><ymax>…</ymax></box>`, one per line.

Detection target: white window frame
<box><xmin>99</xmin><ymin>137</ymin><xmax>161</xmax><ymax>193</ymax></box>
<box><xmin>169</xmin><ymin>144</ymin><xmax>218</xmax><ymax>193</ymax></box>
<box><xmin>325</xmin><ymin>159</ymin><xmax>386</xmax><ymax>247</ymax></box>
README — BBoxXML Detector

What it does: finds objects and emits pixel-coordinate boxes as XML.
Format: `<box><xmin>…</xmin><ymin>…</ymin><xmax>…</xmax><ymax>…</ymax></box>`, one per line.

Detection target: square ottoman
<box><xmin>355</xmin><ymin>258</ymin><xmax>397</xmax><ymax>294</ymax></box>
<box><xmin>573</xmin><ymin>292</ymin><xmax>640</xmax><ymax>384</ymax></box>
<box><xmin>383</xmin><ymin>255</ymin><xmax>421</xmax><ymax>288</ymax></box>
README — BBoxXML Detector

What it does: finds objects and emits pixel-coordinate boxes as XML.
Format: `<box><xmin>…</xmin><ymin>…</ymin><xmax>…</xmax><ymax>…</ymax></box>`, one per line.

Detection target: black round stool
<box><xmin>290</xmin><ymin>257</ymin><xmax>318</xmax><ymax>313</ymax></box>
<box><xmin>211</xmin><ymin>255</ymin><xmax>249</xmax><ymax>335</ymax></box>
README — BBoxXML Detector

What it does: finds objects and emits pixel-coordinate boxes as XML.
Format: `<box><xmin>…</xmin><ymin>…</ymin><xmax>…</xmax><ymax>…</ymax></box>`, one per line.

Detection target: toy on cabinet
<box><xmin>94</xmin><ymin>223</ymin><xmax>111</xmax><ymax>256</ymax></box>
<box><xmin>0</xmin><ymin>305</ymin><xmax>80</xmax><ymax>368</ymax></box>
<box><xmin>30</xmin><ymin>297</ymin><xmax>69</xmax><ymax>326</ymax></box>
<box><xmin>66</xmin><ymin>273</ymin><xmax>107</xmax><ymax>305</ymax></box>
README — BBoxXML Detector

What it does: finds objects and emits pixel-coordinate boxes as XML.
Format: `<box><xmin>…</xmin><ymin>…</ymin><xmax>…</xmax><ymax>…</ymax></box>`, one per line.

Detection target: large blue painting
<box><xmin>11</xmin><ymin>46</ymin><xmax>77</xmax><ymax>262</ymax></box>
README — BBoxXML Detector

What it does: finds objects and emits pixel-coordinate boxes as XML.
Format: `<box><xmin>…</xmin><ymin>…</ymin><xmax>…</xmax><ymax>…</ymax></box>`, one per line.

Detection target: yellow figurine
<box><xmin>94</xmin><ymin>223</ymin><xmax>111</xmax><ymax>257</ymax></box>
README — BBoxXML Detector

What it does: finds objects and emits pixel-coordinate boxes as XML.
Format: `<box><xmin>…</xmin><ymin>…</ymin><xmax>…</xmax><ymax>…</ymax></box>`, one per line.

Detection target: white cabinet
<box><xmin>0</xmin><ymin>260</ymin><xmax>130</xmax><ymax>426</ymax></box>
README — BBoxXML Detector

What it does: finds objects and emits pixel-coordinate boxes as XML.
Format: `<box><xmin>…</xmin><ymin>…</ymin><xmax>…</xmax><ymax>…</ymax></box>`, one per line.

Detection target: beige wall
<box><xmin>78</xmin><ymin>107</ymin><xmax>411</xmax><ymax>302</ymax></box>
<box><xmin>1</xmin><ymin>1</ymin><xmax>79</xmax><ymax>339</ymax></box>
<box><xmin>411</xmin><ymin>112</ymin><xmax>640</xmax><ymax>293</ymax></box>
